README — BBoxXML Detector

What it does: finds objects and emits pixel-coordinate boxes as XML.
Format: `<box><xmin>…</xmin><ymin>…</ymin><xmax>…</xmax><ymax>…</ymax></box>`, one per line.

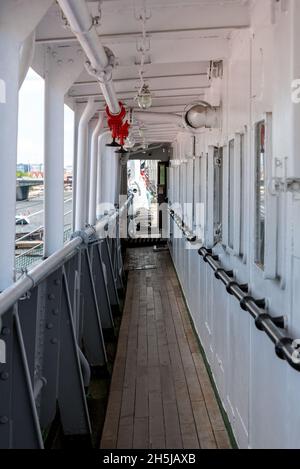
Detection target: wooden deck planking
<box><xmin>100</xmin><ymin>247</ymin><xmax>231</xmax><ymax>449</ymax></box>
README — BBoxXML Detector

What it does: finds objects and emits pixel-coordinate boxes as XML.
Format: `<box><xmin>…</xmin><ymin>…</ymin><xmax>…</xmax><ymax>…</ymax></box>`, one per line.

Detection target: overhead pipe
<box><xmin>56</xmin><ymin>0</ymin><xmax>120</xmax><ymax>115</ymax></box>
<box><xmin>133</xmin><ymin>104</ymin><xmax>220</xmax><ymax>130</ymax></box>
<box><xmin>75</xmin><ymin>98</ymin><xmax>98</xmax><ymax>231</ymax></box>
<box><xmin>88</xmin><ymin>112</ymin><xmax>105</xmax><ymax>226</ymax></box>
<box><xmin>134</xmin><ymin>110</ymin><xmax>183</xmax><ymax>126</ymax></box>
<box><xmin>56</xmin><ymin>0</ymin><xmax>220</xmax><ymax>133</ymax></box>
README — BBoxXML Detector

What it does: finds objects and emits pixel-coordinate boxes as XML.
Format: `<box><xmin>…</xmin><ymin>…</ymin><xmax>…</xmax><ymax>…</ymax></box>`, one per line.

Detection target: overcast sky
<box><xmin>17</xmin><ymin>68</ymin><xmax>74</xmax><ymax>167</ymax></box>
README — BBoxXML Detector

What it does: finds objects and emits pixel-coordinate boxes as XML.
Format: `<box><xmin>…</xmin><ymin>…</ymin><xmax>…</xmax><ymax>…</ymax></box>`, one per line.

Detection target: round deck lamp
<box><xmin>137</xmin><ymin>84</ymin><xmax>152</xmax><ymax>109</ymax></box>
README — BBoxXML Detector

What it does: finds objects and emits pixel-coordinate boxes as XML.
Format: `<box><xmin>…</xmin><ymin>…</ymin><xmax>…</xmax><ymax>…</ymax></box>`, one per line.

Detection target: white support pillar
<box><xmin>112</xmin><ymin>153</ymin><xmax>121</xmax><ymax>207</ymax></box>
<box><xmin>100</xmin><ymin>145</ymin><xmax>115</xmax><ymax>213</ymax></box>
<box><xmin>72</xmin><ymin>105</ymin><xmax>82</xmax><ymax>230</ymax></box>
<box><xmin>0</xmin><ymin>0</ymin><xmax>53</xmax><ymax>290</ymax></box>
<box><xmin>0</xmin><ymin>34</ymin><xmax>20</xmax><ymax>290</ymax></box>
<box><xmin>44</xmin><ymin>45</ymin><xmax>83</xmax><ymax>257</ymax></box>
<box><xmin>96</xmin><ymin>130</ymin><xmax>110</xmax><ymax>218</ymax></box>
<box><xmin>75</xmin><ymin>98</ymin><xmax>98</xmax><ymax>231</ymax></box>
<box><xmin>88</xmin><ymin>112</ymin><xmax>104</xmax><ymax>226</ymax></box>
<box><xmin>44</xmin><ymin>63</ymin><xmax>65</xmax><ymax>257</ymax></box>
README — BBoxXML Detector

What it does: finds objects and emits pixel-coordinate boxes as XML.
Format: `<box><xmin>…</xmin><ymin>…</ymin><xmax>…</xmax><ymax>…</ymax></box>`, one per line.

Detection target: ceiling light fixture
<box><xmin>137</xmin><ymin>83</ymin><xmax>152</xmax><ymax>109</ymax></box>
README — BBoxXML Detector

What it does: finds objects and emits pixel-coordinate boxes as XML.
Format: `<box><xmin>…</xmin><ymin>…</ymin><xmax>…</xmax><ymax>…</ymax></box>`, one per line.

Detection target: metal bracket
<box><xmin>85</xmin><ymin>47</ymin><xmax>116</xmax><ymax>84</ymax></box>
<box><xmin>71</xmin><ymin>230</ymin><xmax>91</xmax><ymax>245</ymax></box>
<box><xmin>271</xmin><ymin>177</ymin><xmax>300</xmax><ymax>194</ymax></box>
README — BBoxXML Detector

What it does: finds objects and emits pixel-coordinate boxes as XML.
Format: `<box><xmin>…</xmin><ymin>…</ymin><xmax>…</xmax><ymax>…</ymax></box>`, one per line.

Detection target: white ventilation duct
<box><xmin>57</xmin><ymin>0</ymin><xmax>120</xmax><ymax>115</ymax></box>
<box><xmin>134</xmin><ymin>111</ymin><xmax>182</xmax><ymax>126</ymax></box>
<box><xmin>184</xmin><ymin>101</ymin><xmax>220</xmax><ymax>130</ymax></box>
<box><xmin>133</xmin><ymin>102</ymin><xmax>220</xmax><ymax>131</ymax></box>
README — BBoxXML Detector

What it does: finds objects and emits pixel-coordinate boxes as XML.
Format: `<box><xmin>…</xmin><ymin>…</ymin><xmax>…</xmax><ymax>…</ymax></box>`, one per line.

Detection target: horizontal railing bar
<box><xmin>0</xmin><ymin>237</ymin><xmax>82</xmax><ymax>317</ymax></box>
<box><xmin>0</xmin><ymin>196</ymin><xmax>133</xmax><ymax>318</ymax></box>
<box><xmin>168</xmin><ymin>208</ymin><xmax>197</xmax><ymax>243</ymax></box>
<box><xmin>198</xmin><ymin>247</ymin><xmax>300</xmax><ymax>372</ymax></box>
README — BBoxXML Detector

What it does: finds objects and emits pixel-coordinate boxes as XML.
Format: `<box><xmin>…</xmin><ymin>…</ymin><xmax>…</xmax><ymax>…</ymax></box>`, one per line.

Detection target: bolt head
<box><xmin>48</xmin><ymin>294</ymin><xmax>55</xmax><ymax>301</ymax></box>
<box><xmin>1</xmin><ymin>327</ymin><xmax>10</xmax><ymax>336</ymax></box>
<box><xmin>50</xmin><ymin>338</ymin><xmax>58</xmax><ymax>345</ymax></box>
<box><xmin>0</xmin><ymin>416</ymin><xmax>8</xmax><ymax>424</ymax></box>
<box><xmin>0</xmin><ymin>372</ymin><xmax>9</xmax><ymax>381</ymax></box>
<box><xmin>46</xmin><ymin>323</ymin><xmax>54</xmax><ymax>330</ymax></box>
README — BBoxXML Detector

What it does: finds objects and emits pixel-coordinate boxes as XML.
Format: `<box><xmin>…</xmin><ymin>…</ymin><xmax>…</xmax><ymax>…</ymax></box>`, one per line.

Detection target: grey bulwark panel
<box><xmin>101</xmin><ymin>238</ymin><xmax>120</xmax><ymax>308</ymax></box>
<box><xmin>39</xmin><ymin>268</ymin><xmax>63</xmax><ymax>429</ymax></box>
<box><xmin>0</xmin><ymin>307</ymin><xmax>43</xmax><ymax>449</ymax></box>
<box><xmin>116</xmin><ymin>225</ymin><xmax>125</xmax><ymax>291</ymax></box>
<box><xmin>18</xmin><ymin>287</ymin><xmax>39</xmax><ymax>386</ymax></box>
<box><xmin>80</xmin><ymin>247</ymin><xmax>108</xmax><ymax>365</ymax></box>
<box><xmin>58</xmin><ymin>268</ymin><xmax>91</xmax><ymax>437</ymax></box>
<box><xmin>89</xmin><ymin>242</ymin><xmax>114</xmax><ymax>331</ymax></box>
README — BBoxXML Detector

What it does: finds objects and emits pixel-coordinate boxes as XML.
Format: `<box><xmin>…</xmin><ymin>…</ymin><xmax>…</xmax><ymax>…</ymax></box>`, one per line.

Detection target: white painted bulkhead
<box><xmin>169</xmin><ymin>0</ymin><xmax>300</xmax><ymax>449</ymax></box>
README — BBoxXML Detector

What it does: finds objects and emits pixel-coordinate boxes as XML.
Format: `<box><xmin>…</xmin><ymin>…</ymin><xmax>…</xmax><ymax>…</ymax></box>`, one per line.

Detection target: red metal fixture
<box><xmin>106</xmin><ymin>102</ymin><xmax>126</xmax><ymax>147</ymax></box>
<box><xmin>115</xmin><ymin>120</ymin><xmax>130</xmax><ymax>155</ymax></box>
<box><xmin>118</xmin><ymin>121</ymin><xmax>130</xmax><ymax>147</ymax></box>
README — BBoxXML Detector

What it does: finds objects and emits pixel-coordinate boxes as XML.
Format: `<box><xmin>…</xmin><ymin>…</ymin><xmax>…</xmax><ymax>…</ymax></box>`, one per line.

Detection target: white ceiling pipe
<box><xmin>75</xmin><ymin>98</ymin><xmax>98</xmax><ymax>231</ymax></box>
<box><xmin>134</xmin><ymin>111</ymin><xmax>183</xmax><ymax>126</ymax></box>
<box><xmin>134</xmin><ymin>105</ymin><xmax>221</xmax><ymax>130</ymax></box>
<box><xmin>88</xmin><ymin>112</ymin><xmax>105</xmax><ymax>226</ymax></box>
<box><xmin>56</xmin><ymin>0</ymin><xmax>120</xmax><ymax>115</ymax></box>
<box><xmin>19</xmin><ymin>31</ymin><xmax>36</xmax><ymax>88</ymax></box>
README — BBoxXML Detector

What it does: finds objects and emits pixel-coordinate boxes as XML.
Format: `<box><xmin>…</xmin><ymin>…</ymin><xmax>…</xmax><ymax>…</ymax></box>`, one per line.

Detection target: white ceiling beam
<box><xmin>36</xmin><ymin>0</ymin><xmax>250</xmax><ymax>42</ymax></box>
<box><xmin>36</xmin><ymin>25</ymin><xmax>249</xmax><ymax>45</ymax></box>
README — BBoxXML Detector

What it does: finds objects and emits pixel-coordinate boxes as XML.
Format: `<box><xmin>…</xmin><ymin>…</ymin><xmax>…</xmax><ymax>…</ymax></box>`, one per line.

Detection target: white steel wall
<box><xmin>169</xmin><ymin>0</ymin><xmax>300</xmax><ymax>449</ymax></box>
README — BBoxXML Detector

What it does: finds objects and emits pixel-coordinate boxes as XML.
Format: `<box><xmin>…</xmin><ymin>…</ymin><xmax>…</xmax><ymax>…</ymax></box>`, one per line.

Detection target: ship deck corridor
<box><xmin>101</xmin><ymin>247</ymin><xmax>231</xmax><ymax>449</ymax></box>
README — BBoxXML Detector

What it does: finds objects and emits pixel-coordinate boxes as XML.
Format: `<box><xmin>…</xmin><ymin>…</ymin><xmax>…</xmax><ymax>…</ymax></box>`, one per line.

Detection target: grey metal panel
<box><xmin>89</xmin><ymin>243</ymin><xmax>114</xmax><ymax>331</ymax></box>
<box><xmin>81</xmin><ymin>248</ymin><xmax>108</xmax><ymax>366</ymax></box>
<box><xmin>0</xmin><ymin>307</ymin><xmax>43</xmax><ymax>449</ymax></box>
<box><xmin>58</xmin><ymin>269</ymin><xmax>91</xmax><ymax>437</ymax></box>
<box><xmin>101</xmin><ymin>238</ymin><xmax>120</xmax><ymax>308</ymax></box>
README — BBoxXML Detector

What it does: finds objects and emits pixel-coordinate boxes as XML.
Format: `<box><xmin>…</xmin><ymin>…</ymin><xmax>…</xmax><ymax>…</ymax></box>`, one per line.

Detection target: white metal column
<box><xmin>88</xmin><ymin>112</ymin><xmax>104</xmax><ymax>226</ymax></box>
<box><xmin>44</xmin><ymin>45</ymin><xmax>83</xmax><ymax>256</ymax></box>
<box><xmin>96</xmin><ymin>130</ymin><xmax>111</xmax><ymax>218</ymax></box>
<box><xmin>44</xmin><ymin>60</ymin><xmax>65</xmax><ymax>257</ymax></box>
<box><xmin>0</xmin><ymin>0</ymin><xmax>53</xmax><ymax>288</ymax></box>
<box><xmin>0</xmin><ymin>34</ymin><xmax>20</xmax><ymax>290</ymax></box>
<box><xmin>75</xmin><ymin>98</ymin><xmax>98</xmax><ymax>231</ymax></box>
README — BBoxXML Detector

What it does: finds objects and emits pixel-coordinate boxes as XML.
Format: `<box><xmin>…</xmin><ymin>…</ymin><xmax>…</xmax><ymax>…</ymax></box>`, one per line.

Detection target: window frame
<box><xmin>253</xmin><ymin>113</ymin><xmax>277</xmax><ymax>279</ymax></box>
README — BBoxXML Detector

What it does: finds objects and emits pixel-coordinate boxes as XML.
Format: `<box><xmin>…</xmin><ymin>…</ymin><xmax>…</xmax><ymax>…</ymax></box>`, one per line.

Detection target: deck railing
<box><xmin>0</xmin><ymin>196</ymin><xmax>133</xmax><ymax>449</ymax></box>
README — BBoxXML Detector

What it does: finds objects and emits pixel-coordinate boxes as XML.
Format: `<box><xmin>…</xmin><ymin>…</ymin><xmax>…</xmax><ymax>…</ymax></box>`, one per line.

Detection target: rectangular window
<box><xmin>213</xmin><ymin>147</ymin><xmax>223</xmax><ymax>244</ymax></box>
<box><xmin>240</xmin><ymin>133</ymin><xmax>245</xmax><ymax>256</ymax></box>
<box><xmin>228</xmin><ymin>139</ymin><xmax>235</xmax><ymax>248</ymax></box>
<box><xmin>255</xmin><ymin>121</ymin><xmax>266</xmax><ymax>268</ymax></box>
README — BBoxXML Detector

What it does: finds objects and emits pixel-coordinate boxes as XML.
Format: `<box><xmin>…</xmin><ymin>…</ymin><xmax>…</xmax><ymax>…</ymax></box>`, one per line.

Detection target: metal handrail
<box><xmin>0</xmin><ymin>196</ymin><xmax>133</xmax><ymax>318</ymax></box>
<box><xmin>169</xmin><ymin>208</ymin><xmax>197</xmax><ymax>243</ymax></box>
<box><xmin>199</xmin><ymin>247</ymin><xmax>300</xmax><ymax>372</ymax></box>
